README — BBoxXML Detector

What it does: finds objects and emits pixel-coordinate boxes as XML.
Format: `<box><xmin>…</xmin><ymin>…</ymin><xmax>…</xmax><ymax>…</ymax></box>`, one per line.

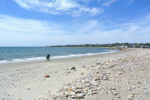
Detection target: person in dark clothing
<box><xmin>46</xmin><ymin>54</ymin><xmax>50</xmax><ymax>61</ymax></box>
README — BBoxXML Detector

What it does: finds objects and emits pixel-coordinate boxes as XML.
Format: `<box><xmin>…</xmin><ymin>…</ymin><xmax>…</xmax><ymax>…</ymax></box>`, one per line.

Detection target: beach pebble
<box><xmin>144</xmin><ymin>90</ymin><xmax>148</xmax><ymax>94</ymax></box>
<box><xmin>71</xmin><ymin>95</ymin><xmax>76</xmax><ymax>99</ymax></box>
<box><xmin>67</xmin><ymin>87</ymin><xmax>73</xmax><ymax>91</ymax></box>
<box><xmin>75</xmin><ymin>89</ymin><xmax>82</xmax><ymax>94</ymax></box>
<box><xmin>127</xmin><ymin>95</ymin><xmax>134</xmax><ymax>100</ymax></box>
<box><xmin>113</xmin><ymin>91</ymin><xmax>118</xmax><ymax>95</ymax></box>
<box><xmin>103</xmin><ymin>76</ymin><xmax>108</xmax><ymax>80</ymax></box>
<box><xmin>96</xmin><ymin>63</ymin><xmax>101</xmax><ymax>65</ymax></box>
<box><xmin>54</xmin><ymin>55</ymin><xmax>150</xmax><ymax>100</ymax></box>
<box><xmin>94</xmin><ymin>77</ymin><xmax>100</xmax><ymax>81</ymax></box>
<box><xmin>67</xmin><ymin>71</ymin><xmax>71</xmax><ymax>73</ymax></box>
<box><xmin>71</xmin><ymin>67</ymin><xmax>76</xmax><ymax>71</ymax></box>
<box><xmin>127</xmin><ymin>93</ymin><xmax>135</xmax><ymax>100</ymax></box>
<box><xmin>44</xmin><ymin>75</ymin><xmax>50</xmax><ymax>78</ymax></box>
<box><xmin>76</xmin><ymin>93</ymin><xmax>84</xmax><ymax>98</ymax></box>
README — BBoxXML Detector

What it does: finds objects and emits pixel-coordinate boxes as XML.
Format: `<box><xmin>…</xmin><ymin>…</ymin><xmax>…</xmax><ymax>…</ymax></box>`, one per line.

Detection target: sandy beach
<box><xmin>0</xmin><ymin>48</ymin><xmax>150</xmax><ymax>100</ymax></box>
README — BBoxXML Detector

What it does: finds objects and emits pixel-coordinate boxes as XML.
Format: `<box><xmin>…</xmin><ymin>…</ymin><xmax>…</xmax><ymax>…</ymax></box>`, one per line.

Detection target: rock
<box><xmin>52</xmin><ymin>96</ymin><xmax>58</xmax><ymax>100</ymax></box>
<box><xmin>76</xmin><ymin>93</ymin><xmax>84</xmax><ymax>98</ymax></box>
<box><xmin>110</xmin><ymin>65</ymin><xmax>114</xmax><ymax>67</ymax></box>
<box><xmin>118</xmin><ymin>72</ymin><xmax>122</xmax><ymax>75</ymax></box>
<box><xmin>71</xmin><ymin>86</ymin><xmax>76</xmax><ymax>91</ymax></box>
<box><xmin>144</xmin><ymin>90</ymin><xmax>148</xmax><ymax>94</ymax></box>
<box><xmin>96</xmin><ymin>63</ymin><xmax>101</xmax><ymax>65</ymax></box>
<box><xmin>67</xmin><ymin>87</ymin><xmax>73</xmax><ymax>91</ymax></box>
<box><xmin>75</xmin><ymin>84</ymin><xmax>83</xmax><ymax>89</ymax></box>
<box><xmin>71</xmin><ymin>67</ymin><xmax>76</xmax><ymax>70</ymax></box>
<box><xmin>44</xmin><ymin>75</ymin><xmax>50</xmax><ymax>78</ymax></box>
<box><xmin>27</xmin><ymin>88</ymin><xmax>30</xmax><ymax>90</ymax></box>
<box><xmin>75</xmin><ymin>89</ymin><xmax>82</xmax><ymax>94</ymax></box>
<box><xmin>103</xmin><ymin>76</ymin><xmax>108</xmax><ymax>80</ymax></box>
<box><xmin>127</xmin><ymin>95</ymin><xmax>134</xmax><ymax>100</ymax></box>
<box><xmin>113</xmin><ymin>91</ymin><xmax>117</xmax><ymax>95</ymax></box>
<box><xmin>127</xmin><ymin>93</ymin><xmax>135</xmax><ymax>100</ymax></box>
<box><xmin>94</xmin><ymin>77</ymin><xmax>100</xmax><ymax>81</ymax></box>
<box><xmin>67</xmin><ymin>71</ymin><xmax>71</xmax><ymax>73</ymax></box>
<box><xmin>70</xmin><ymin>92</ymin><xmax>75</xmax><ymax>95</ymax></box>
<box><xmin>71</xmin><ymin>95</ymin><xmax>76</xmax><ymax>99</ymax></box>
<box><xmin>91</xmin><ymin>91</ymin><xmax>97</xmax><ymax>95</ymax></box>
<box><xmin>93</xmin><ymin>82</ymin><xmax>98</xmax><ymax>86</ymax></box>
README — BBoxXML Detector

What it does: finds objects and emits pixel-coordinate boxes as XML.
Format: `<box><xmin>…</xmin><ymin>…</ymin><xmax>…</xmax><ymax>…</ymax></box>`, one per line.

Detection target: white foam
<box><xmin>0</xmin><ymin>50</ymin><xmax>118</xmax><ymax>64</ymax></box>
<box><xmin>52</xmin><ymin>50</ymin><xmax>118</xmax><ymax>59</ymax></box>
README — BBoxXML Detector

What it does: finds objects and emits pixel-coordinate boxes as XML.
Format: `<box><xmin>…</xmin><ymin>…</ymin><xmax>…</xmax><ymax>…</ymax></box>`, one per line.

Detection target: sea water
<box><xmin>0</xmin><ymin>47</ymin><xmax>117</xmax><ymax>63</ymax></box>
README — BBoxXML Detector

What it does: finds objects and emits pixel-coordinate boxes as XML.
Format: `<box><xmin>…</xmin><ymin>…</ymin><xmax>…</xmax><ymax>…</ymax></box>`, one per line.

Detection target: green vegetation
<box><xmin>49</xmin><ymin>43</ymin><xmax>150</xmax><ymax>48</ymax></box>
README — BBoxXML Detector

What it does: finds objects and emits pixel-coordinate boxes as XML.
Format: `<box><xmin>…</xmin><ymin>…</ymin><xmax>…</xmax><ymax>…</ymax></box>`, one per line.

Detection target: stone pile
<box><xmin>50</xmin><ymin>55</ymin><xmax>148</xmax><ymax>100</ymax></box>
<box><xmin>52</xmin><ymin>65</ymin><xmax>114</xmax><ymax>99</ymax></box>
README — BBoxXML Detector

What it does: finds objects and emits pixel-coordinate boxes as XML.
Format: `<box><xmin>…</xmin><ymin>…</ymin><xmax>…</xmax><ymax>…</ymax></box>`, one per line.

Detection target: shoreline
<box><xmin>0</xmin><ymin>48</ymin><xmax>150</xmax><ymax>100</ymax></box>
<box><xmin>0</xmin><ymin>49</ymin><xmax>118</xmax><ymax>64</ymax></box>
<box><xmin>0</xmin><ymin>49</ymin><xmax>120</xmax><ymax>73</ymax></box>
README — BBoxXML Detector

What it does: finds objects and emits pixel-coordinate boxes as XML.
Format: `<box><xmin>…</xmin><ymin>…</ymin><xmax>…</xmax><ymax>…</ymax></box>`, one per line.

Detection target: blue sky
<box><xmin>0</xmin><ymin>0</ymin><xmax>150</xmax><ymax>46</ymax></box>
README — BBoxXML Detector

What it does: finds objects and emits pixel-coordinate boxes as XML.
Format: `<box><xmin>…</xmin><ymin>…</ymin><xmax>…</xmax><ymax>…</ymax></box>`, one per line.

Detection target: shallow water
<box><xmin>0</xmin><ymin>47</ymin><xmax>116</xmax><ymax>63</ymax></box>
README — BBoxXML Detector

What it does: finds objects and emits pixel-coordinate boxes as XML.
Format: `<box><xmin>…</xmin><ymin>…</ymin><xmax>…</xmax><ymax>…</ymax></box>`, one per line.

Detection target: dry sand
<box><xmin>0</xmin><ymin>48</ymin><xmax>150</xmax><ymax>100</ymax></box>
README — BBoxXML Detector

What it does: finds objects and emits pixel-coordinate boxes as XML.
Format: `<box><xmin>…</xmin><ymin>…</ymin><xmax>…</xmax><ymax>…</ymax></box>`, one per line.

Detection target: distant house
<box><xmin>120</xmin><ymin>45</ymin><xmax>128</xmax><ymax>48</ymax></box>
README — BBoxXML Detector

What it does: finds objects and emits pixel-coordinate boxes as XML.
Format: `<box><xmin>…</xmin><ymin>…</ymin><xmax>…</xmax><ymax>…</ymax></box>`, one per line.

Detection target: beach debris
<box><xmin>44</xmin><ymin>75</ymin><xmax>50</xmax><ymax>78</ymax></box>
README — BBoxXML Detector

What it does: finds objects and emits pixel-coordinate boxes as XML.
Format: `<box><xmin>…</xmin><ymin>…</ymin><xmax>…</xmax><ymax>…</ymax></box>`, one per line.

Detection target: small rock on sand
<box><xmin>44</xmin><ymin>75</ymin><xmax>50</xmax><ymax>78</ymax></box>
<box><xmin>71</xmin><ymin>67</ymin><xmax>76</xmax><ymax>70</ymax></box>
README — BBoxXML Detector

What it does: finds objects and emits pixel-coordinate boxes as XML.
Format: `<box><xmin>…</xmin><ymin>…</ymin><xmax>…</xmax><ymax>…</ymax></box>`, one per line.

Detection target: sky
<box><xmin>0</xmin><ymin>0</ymin><xmax>150</xmax><ymax>46</ymax></box>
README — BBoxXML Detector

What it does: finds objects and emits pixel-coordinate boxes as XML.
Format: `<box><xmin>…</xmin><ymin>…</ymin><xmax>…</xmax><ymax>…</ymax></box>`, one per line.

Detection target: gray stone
<box><xmin>71</xmin><ymin>67</ymin><xmax>76</xmax><ymax>70</ymax></box>
<box><xmin>75</xmin><ymin>89</ymin><xmax>82</xmax><ymax>94</ymax></box>
<box><xmin>76</xmin><ymin>93</ymin><xmax>84</xmax><ymax>98</ymax></box>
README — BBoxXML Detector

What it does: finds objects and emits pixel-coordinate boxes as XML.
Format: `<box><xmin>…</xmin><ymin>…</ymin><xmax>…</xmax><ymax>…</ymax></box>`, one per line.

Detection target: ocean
<box><xmin>0</xmin><ymin>47</ymin><xmax>117</xmax><ymax>64</ymax></box>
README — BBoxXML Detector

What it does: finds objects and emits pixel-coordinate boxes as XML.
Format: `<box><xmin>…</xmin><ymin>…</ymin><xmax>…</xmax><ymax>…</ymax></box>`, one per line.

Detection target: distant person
<box><xmin>46</xmin><ymin>54</ymin><xmax>50</xmax><ymax>61</ymax></box>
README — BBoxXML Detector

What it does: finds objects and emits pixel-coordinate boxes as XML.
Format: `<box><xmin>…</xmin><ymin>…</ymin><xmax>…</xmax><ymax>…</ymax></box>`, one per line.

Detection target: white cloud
<box><xmin>102</xmin><ymin>0</ymin><xmax>118</xmax><ymax>6</ymax></box>
<box><xmin>13</xmin><ymin>0</ymin><xmax>102</xmax><ymax>16</ymax></box>
<box><xmin>0</xmin><ymin>15</ymin><xmax>69</xmax><ymax>46</ymax></box>
<box><xmin>0</xmin><ymin>14</ymin><xmax>150</xmax><ymax>46</ymax></box>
